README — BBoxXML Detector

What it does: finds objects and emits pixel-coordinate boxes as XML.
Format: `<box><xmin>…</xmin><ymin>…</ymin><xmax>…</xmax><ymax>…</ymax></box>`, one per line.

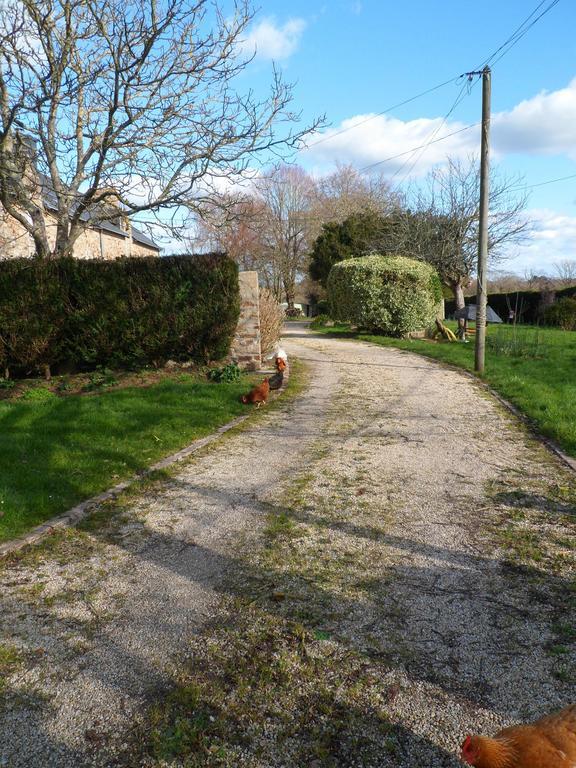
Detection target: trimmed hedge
<box><xmin>0</xmin><ymin>254</ymin><xmax>240</xmax><ymax>376</ymax></box>
<box><xmin>542</xmin><ymin>297</ymin><xmax>576</xmax><ymax>330</ymax></box>
<box><xmin>445</xmin><ymin>285</ymin><xmax>576</xmax><ymax>325</ymax></box>
<box><xmin>328</xmin><ymin>254</ymin><xmax>442</xmax><ymax>336</ymax></box>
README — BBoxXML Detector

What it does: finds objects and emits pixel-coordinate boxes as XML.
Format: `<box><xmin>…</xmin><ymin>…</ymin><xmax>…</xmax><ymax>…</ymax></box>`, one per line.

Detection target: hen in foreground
<box><xmin>241</xmin><ymin>378</ymin><xmax>270</xmax><ymax>407</ymax></box>
<box><xmin>461</xmin><ymin>704</ymin><xmax>576</xmax><ymax>768</ymax></box>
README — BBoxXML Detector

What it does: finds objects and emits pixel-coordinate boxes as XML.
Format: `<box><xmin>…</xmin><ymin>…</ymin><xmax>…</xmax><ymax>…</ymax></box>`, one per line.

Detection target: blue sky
<box><xmin>236</xmin><ymin>0</ymin><xmax>576</xmax><ymax>275</ymax></box>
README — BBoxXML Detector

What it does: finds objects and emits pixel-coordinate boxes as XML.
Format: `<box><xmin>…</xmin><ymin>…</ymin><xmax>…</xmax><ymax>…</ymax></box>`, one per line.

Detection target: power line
<box><xmin>357</xmin><ymin>122</ymin><xmax>480</xmax><ymax>173</ymax></box>
<box><xmin>378</xmin><ymin>1</ymin><xmax>562</xmax><ymax>182</ymax></box>
<box><xmin>480</xmin><ymin>0</ymin><xmax>561</xmax><ymax>69</ymax></box>
<box><xmin>388</xmin><ymin>76</ymin><xmax>476</xmax><ymax>189</ymax></box>
<box><xmin>305</xmin><ymin>1</ymin><xmax>561</xmax><ymax>160</ymax></box>
<box><xmin>511</xmin><ymin>172</ymin><xmax>576</xmax><ymax>191</ymax></box>
<box><xmin>306</xmin><ymin>0</ymin><xmax>562</xmax><ymax>182</ymax></box>
<box><xmin>304</xmin><ymin>77</ymin><xmax>458</xmax><ymax>149</ymax></box>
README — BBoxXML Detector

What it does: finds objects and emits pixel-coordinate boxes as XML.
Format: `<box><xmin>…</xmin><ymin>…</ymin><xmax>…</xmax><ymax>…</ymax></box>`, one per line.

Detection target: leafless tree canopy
<box><xmin>253</xmin><ymin>163</ymin><xmax>317</xmax><ymax>309</ymax></box>
<box><xmin>312</xmin><ymin>163</ymin><xmax>399</xmax><ymax>225</ymax></box>
<box><xmin>554</xmin><ymin>259</ymin><xmax>576</xmax><ymax>284</ymax></box>
<box><xmin>194</xmin><ymin>162</ymin><xmax>400</xmax><ymax>308</ymax></box>
<box><xmin>192</xmin><ymin>195</ymin><xmax>267</xmax><ymax>273</ymax></box>
<box><xmin>403</xmin><ymin>155</ymin><xmax>531</xmax><ymax>308</ymax></box>
<box><xmin>0</xmin><ymin>0</ymin><xmax>322</xmax><ymax>258</ymax></box>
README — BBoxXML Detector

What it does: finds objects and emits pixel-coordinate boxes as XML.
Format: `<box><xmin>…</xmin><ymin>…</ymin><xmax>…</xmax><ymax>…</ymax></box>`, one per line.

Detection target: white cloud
<box><xmin>302</xmin><ymin>77</ymin><xmax>576</xmax><ymax>178</ymax></box>
<box><xmin>241</xmin><ymin>17</ymin><xmax>306</xmax><ymax>61</ymax></box>
<box><xmin>506</xmin><ymin>208</ymin><xmax>576</xmax><ymax>274</ymax></box>
<box><xmin>493</xmin><ymin>78</ymin><xmax>576</xmax><ymax>159</ymax></box>
<box><xmin>302</xmin><ymin>114</ymin><xmax>479</xmax><ymax>178</ymax></box>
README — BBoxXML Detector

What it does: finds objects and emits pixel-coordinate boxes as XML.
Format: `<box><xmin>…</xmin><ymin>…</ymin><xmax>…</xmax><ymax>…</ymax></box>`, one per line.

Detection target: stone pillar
<box><xmin>230</xmin><ymin>271</ymin><xmax>262</xmax><ymax>370</ymax></box>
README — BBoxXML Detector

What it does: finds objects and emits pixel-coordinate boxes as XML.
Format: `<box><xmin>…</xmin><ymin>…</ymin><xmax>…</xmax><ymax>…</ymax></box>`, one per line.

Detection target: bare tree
<box><xmin>404</xmin><ymin>156</ymin><xmax>530</xmax><ymax>311</ymax></box>
<box><xmin>254</xmin><ymin>163</ymin><xmax>317</xmax><ymax>310</ymax></box>
<box><xmin>192</xmin><ymin>194</ymin><xmax>267</xmax><ymax>272</ymax></box>
<box><xmin>0</xmin><ymin>0</ymin><xmax>322</xmax><ymax>258</ymax></box>
<box><xmin>554</xmin><ymin>259</ymin><xmax>576</xmax><ymax>285</ymax></box>
<box><xmin>196</xmin><ymin>164</ymin><xmax>397</xmax><ymax>309</ymax></box>
<box><xmin>312</xmin><ymin>163</ymin><xmax>399</xmax><ymax>225</ymax></box>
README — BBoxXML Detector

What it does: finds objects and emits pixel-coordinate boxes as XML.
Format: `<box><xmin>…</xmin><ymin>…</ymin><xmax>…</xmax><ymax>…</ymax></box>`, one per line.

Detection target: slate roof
<box><xmin>39</xmin><ymin>174</ymin><xmax>160</xmax><ymax>251</ymax></box>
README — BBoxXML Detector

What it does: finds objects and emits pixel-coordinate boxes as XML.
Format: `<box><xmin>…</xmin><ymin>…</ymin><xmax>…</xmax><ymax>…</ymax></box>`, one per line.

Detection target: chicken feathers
<box><xmin>461</xmin><ymin>704</ymin><xmax>576</xmax><ymax>768</ymax></box>
<box><xmin>241</xmin><ymin>378</ymin><xmax>270</xmax><ymax>406</ymax></box>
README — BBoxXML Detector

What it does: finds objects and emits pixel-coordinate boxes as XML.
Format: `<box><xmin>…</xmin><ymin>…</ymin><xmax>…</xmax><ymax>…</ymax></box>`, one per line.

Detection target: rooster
<box><xmin>275</xmin><ymin>357</ymin><xmax>287</xmax><ymax>373</ymax></box>
<box><xmin>461</xmin><ymin>703</ymin><xmax>576</xmax><ymax>768</ymax></box>
<box><xmin>241</xmin><ymin>378</ymin><xmax>270</xmax><ymax>407</ymax></box>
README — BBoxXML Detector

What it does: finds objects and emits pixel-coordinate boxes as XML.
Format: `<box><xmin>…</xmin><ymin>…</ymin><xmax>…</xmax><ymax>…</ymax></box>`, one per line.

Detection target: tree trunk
<box><xmin>32</xmin><ymin>229</ymin><xmax>51</xmax><ymax>259</ymax></box>
<box><xmin>55</xmin><ymin>217</ymin><xmax>71</xmax><ymax>259</ymax></box>
<box><xmin>451</xmin><ymin>280</ymin><xmax>467</xmax><ymax>338</ymax></box>
<box><xmin>283</xmin><ymin>276</ymin><xmax>295</xmax><ymax>312</ymax></box>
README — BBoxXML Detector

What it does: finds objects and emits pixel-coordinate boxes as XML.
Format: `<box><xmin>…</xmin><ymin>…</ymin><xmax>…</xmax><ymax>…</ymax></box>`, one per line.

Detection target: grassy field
<box><xmin>0</xmin><ymin>373</ymin><xmax>260</xmax><ymax>542</ymax></box>
<box><xmin>314</xmin><ymin>322</ymin><xmax>576</xmax><ymax>458</ymax></box>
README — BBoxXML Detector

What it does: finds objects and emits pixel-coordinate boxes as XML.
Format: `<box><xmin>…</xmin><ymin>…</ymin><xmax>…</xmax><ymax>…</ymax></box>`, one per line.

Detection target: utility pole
<box><xmin>474</xmin><ymin>66</ymin><xmax>491</xmax><ymax>373</ymax></box>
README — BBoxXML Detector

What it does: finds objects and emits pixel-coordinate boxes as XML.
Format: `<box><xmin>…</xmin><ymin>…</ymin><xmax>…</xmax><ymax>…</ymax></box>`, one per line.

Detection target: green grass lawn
<box><xmin>0</xmin><ymin>374</ymin><xmax>257</xmax><ymax>542</ymax></box>
<box><xmin>315</xmin><ymin>322</ymin><xmax>576</xmax><ymax>458</ymax></box>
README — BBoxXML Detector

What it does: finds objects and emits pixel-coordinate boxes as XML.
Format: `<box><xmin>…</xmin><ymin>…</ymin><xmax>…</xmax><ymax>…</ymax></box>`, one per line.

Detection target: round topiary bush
<box><xmin>327</xmin><ymin>254</ymin><xmax>442</xmax><ymax>336</ymax></box>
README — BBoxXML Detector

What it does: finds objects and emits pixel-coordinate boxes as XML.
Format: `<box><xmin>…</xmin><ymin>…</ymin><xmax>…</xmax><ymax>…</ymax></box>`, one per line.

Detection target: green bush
<box><xmin>0</xmin><ymin>254</ymin><xmax>240</xmax><ymax>377</ymax></box>
<box><xmin>327</xmin><ymin>254</ymin><xmax>442</xmax><ymax>336</ymax></box>
<box><xmin>543</xmin><ymin>297</ymin><xmax>576</xmax><ymax>330</ymax></box>
<box><xmin>208</xmin><ymin>363</ymin><xmax>241</xmax><ymax>383</ymax></box>
<box><xmin>20</xmin><ymin>386</ymin><xmax>58</xmax><ymax>402</ymax></box>
<box><xmin>310</xmin><ymin>314</ymin><xmax>331</xmax><ymax>329</ymax></box>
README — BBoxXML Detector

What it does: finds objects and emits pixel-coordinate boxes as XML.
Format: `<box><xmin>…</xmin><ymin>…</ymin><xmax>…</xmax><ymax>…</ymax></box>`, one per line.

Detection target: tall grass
<box><xmin>486</xmin><ymin>325</ymin><xmax>547</xmax><ymax>358</ymax></box>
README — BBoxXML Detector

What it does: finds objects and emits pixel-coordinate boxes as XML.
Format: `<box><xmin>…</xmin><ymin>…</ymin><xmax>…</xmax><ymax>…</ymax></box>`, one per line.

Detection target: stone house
<box><xmin>0</xmin><ymin>137</ymin><xmax>160</xmax><ymax>259</ymax></box>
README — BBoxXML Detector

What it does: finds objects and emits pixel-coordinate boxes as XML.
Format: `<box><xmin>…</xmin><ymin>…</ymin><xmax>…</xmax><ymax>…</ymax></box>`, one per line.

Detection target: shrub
<box><xmin>0</xmin><ymin>254</ymin><xmax>240</xmax><ymax>377</ymax></box>
<box><xmin>327</xmin><ymin>254</ymin><xmax>442</xmax><ymax>336</ymax></box>
<box><xmin>208</xmin><ymin>363</ymin><xmax>241</xmax><ymax>383</ymax></box>
<box><xmin>310</xmin><ymin>314</ymin><xmax>331</xmax><ymax>329</ymax></box>
<box><xmin>259</xmin><ymin>288</ymin><xmax>284</xmax><ymax>358</ymax></box>
<box><xmin>20</xmin><ymin>386</ymin><xmax>58</xmax><ymax>402</ymax></box>
<box><xmin>543</xmin><ymin>297</ymin><xmax>576</xmax><ymax>330</ymax></box>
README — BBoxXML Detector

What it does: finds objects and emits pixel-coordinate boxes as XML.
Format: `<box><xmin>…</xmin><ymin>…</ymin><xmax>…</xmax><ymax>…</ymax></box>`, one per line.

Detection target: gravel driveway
<box><xmin>0</xmin><ymin>323</ymin><xmax>574</xmax><ymax>767</ymax></box>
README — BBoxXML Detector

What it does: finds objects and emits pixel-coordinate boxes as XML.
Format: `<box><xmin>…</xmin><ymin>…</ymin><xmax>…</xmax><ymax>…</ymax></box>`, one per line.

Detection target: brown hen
<box><xmin>461</xmin><ymin>704</ymin><xmax>576</xmax><ymax>768</ymax></box>
<box><xmin>241</xmin><ymin>378</ymin><xmax>270</xmax><ymax>407</ymax></box>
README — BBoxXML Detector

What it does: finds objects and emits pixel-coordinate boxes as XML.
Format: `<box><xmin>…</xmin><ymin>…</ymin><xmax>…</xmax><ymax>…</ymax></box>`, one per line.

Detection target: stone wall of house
<box><xmin>230</xmin><ymin>270</ymin><xmax>261</xmax><ymax>370</ymax></box>
<box><xmin>0</xmin><ymin>207</ymin><xmax>157</xmax><ymax>259</ymax></box>
<box><xmin>0</xmin><ymin>209</ymin><xmax>35</xmax><ymax>257</ymax></box>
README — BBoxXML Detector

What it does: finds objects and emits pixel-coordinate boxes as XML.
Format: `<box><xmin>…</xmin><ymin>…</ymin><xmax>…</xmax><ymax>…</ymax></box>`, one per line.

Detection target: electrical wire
<box><xmin>305</xmin><ymin>1</ymin><xmax>561</xmax><ymax>161</ymax></box>
<box><xmin>479</xmin><ymin>0</ymin><xmax>561</xmax><ymax>70</ymax></box>
<box><xmin>357</xmin><ymin>122</ymin><xmax>480</xmax><ymax>174</ymax></box>
<box><xmin>314</xmin><ymin>0</ymin><xmax>562</xmax><ymax>180</ymax></box>
<box><xmin>388</xmin><ymin>76</ymin><xmax>477</xmax><ymax>189</ymax></box>
<box><xmin>510</xmin><ymin>172</ymin><xmax>576</xmax><ymax>191</ymax></box>
<box><xmin>304</xmin><ymin>76</ymin><xmax>458</xmax><ymax>149</ymax></box>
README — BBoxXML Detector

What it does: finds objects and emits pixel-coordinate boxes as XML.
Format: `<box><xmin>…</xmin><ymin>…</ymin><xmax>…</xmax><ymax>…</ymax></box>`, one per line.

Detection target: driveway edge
<box><xmin>321</xmin><ymin>334</ymin><xmax>576</xmax><ymax>474</ymax></box>
<box><xmin>0</xmin><ymin>365</ymin><xmax>290</xmax><ymax>559</ymax></box>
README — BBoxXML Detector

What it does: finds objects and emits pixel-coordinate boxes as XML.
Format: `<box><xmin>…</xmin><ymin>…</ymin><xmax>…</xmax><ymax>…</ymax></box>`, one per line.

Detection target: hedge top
<box><xmin>0</xmin><ymin>253</ymin><xmax>240</xmax><ymax>376</ymax></box>
<box><xmin>331</xmin><ymin>253</ymin><xmax>443</xmax><ymax>296</ymax></box>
